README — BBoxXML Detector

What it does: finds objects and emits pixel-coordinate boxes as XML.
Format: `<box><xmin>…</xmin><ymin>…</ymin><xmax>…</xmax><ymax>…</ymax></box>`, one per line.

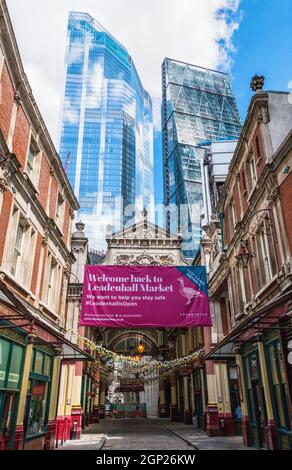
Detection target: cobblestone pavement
<box><xmin>57</xmin><ymin>419</ymin><xmax>249</xmax><ymax>451</ymax></box>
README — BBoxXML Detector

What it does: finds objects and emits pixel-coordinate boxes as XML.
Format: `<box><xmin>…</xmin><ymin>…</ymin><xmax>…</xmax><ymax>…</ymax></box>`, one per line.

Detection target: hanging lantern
<box><xmin>235</xmin><ymin>241</ymin><xmax>254</xmax><ymax>268</ymax></box>
<box><xmin>136</xmin><ymin>343</ymin><xmax>145</xmax><ymax>355</ymax></box>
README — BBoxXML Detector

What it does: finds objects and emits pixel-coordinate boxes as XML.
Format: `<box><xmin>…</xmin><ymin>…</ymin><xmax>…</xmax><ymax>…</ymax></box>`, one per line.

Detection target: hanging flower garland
<box><xmin>75</xmin><ymin>333</ymin><xmax>204</xmax><ymax>376</ymax></box>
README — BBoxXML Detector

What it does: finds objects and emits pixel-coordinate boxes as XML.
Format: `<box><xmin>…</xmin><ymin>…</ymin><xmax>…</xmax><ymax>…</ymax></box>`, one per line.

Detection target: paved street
<box><xmin>57</xmin><ymin>419</ymin><xmax>246</xmax><ymax>451</ymax></box>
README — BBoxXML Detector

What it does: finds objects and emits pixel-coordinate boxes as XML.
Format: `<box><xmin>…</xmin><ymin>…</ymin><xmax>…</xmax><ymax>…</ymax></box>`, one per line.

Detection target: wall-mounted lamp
<box><xmin>235</xmin><ymin>240</ymin><xmax>254</xmax><ymax>268</ymax></box>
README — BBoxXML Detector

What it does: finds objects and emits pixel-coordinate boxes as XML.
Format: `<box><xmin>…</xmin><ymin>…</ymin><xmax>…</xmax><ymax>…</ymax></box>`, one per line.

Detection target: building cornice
<box><xmin>0</xmin><ymin>1</ymin><xmax>79</xmax><ymax>211</ymax></box>
<box><xmin>217</xmin><ymin>92</ymin><xmax>270</xmax><ymax>212</ymax></box>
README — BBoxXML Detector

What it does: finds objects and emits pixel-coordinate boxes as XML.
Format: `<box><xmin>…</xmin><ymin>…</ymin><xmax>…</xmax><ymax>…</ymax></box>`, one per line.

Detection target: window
<box><xmin>11</xmin><ymin>218</ymin><xmax>26</xmax><ymax>276</ymax></box>
<box><xmin>25</xmin><ymin>349</ymin><xmax>53</xmax><ymax>438</ymax></box>
<box><xmin>229</xmin><ymin>198</ymin><xmax>236</xmax><ymax>236</ymax></box>
<box><xmin>26</xmin><ymin>138</ymin><xmax>41</xmax><ymax>189</ymax></box>
<box><xmin>43</xmin><ymin>253</ymin><xmax>61</xmax><ymax>311</ymax></box>
<box><xmin>246</xmin><ymin>152</ymin><xmax>257</xmax><ymax>194</ymax></box>
<box><xmin>55</xmin><ymin>193</ymin><xmax>64</xmax><ymax>231</ymax></box>
<box><xmin>266</xmin><ymin>339</ymin><xmax>291</xmax><ymax>448</ymax></box>
<box><xmin>7</xmin><ymin>209</ymin><xmax>36</xmax><ymax>289</ymax></box>
<box><xmin>254</xmin><ymin>136</ymin><xmax>262</xmax><ymax>161</ymax></box>
<box><xmin>26</xmin><ymin>379</ymin><xmax>48</xmax><ymax>436</ymax></box>
<box><xmin>26</xmin><ymin>140</ymin><xmax>38</xmax><ymax>176</ymax></box>
<box><xmin>255</xmin><ymin>223</ymin><xmax>278</xmax><ymax>290</ymax></box>
<box><xmin>0</xmin><ymin>338</ymin><xmax>24</xmax><ymax>390</ymax></box>
<box><xmin>46</xmin><ymin>257</ymin><xmax>57</xmax><ymax>306</ymax></box>
<box><xmin>235</xmin><ymin>264</ymin><xmax>246</xmax><ymax>313</ymax></box>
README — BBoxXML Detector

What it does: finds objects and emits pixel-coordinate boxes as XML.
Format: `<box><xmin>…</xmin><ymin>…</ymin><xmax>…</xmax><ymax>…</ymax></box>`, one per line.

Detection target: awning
<box><xmin>60</xmin><ymin>341</ymin><xmax>94</xmax><ymax>361</ymax></box>
<box><xmin>206</xmin><ymin>342</ymin><xmax>236</xmax><ymax>360</ymax></box>
<box><xmin>0</xmin><ymin>280</ymin><xmax>94</xmax><ymax>362</ymax></box>
<box><xmin>205</xmin><ymin>289</ymin><xmax>292</xmax><ymax>360</ymax></box>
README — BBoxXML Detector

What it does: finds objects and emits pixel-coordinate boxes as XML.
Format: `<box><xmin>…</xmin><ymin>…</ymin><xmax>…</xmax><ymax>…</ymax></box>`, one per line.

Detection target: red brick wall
<box><xmin>63</xmin><ymin>202</ymin><xmax>70</xmax><ymax>246</ymax></box>
<box><xmin>224</xmin><ymin>204</ymin><xmax>231</xmax><ymax>245</ymax></box>
<box><xmin>39</xmin><ymin>245</ymin><xmax>48</xmax><ymax>300</ymax></box>
<box><xmin>253</xmin><ymin>126</ymin><xmax>266</xmax><ymax>178</ymax></box>
<box><xmin>0</xmin><ymin>62</ymin><xmax>15</xmax><ymax>141</ymax></box>
<box><xmin>30</xmin><ymin>233</ymin><xmax>42</xmax><ymax>295</ymax></box>
<box><xmin>49</xmin><ymin>177</ymin><xmax>58</xmax><ymax>218</ymax></box>
<box><xmin>279</xmin><ymin>172</ymin><xmax>292</xmax><ymax>254</ymax></box>
<box><xmin>233</xmin><ymin>181</ymin><xmax>241</xmax><ymax>222</ymax></box>
<box><xmin>239</xmin><ymin>166</ymin><xmax>248</xmax><ymax>213</ymax></box>
<box><xmin>37</xmin><ymin>155</ymin><xmax>50</xmax><ymax>210</ymax></box>
<box><xmin>220</xmin><ymin>298</ymin><xmax>229</xmax><ymax>336</ymax></box>
<box><xmin>0</xmin><ymin>190</ymin><xmax>13</xmax><ymax>265</ymax></box>
<box><xmin>12</xmin><ymin>106</ymin><xmax>30</xmax><ymax>169</ymax></box>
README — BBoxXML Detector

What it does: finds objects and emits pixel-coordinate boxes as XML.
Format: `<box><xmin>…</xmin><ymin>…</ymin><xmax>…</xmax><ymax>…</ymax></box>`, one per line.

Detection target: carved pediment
<box><xmin>110</xmin><ymin>220</ymin><xmax>178</xmax><ymax>242</ymax></box>
<box><xmin>114</xmin><ymin>252</ymin><xmax>175</xmax><ymax>267</ymax></box>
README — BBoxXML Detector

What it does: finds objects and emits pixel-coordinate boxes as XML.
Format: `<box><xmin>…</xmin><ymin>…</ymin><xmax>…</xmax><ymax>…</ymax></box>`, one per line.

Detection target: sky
<box><xmin>6</xmin><ymin>0</ymin><xmax>292</xmax><ymax>206</ymax></box>
<box><xmin>6</xmin><ymin>0</ymin><xmax>242</xmax><ymax>141</ymax></box>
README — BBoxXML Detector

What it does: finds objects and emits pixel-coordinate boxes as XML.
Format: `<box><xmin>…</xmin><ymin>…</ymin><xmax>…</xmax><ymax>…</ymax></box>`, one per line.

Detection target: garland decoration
<box><xmin>73</xmin><ymin>332</ymin><xmax>204</xmax><ymax>376</ymax></box>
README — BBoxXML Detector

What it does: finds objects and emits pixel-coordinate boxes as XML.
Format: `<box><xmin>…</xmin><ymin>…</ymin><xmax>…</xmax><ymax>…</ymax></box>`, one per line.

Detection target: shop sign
<box><xmin>81</xmin><ymin>266</ymin><xmax>211</xmax><ymax>328</ymax></box>
<box><xmin>32</xmin><ymin>385</ymin><xmax>46</xmax><ymax>396</ymax></box>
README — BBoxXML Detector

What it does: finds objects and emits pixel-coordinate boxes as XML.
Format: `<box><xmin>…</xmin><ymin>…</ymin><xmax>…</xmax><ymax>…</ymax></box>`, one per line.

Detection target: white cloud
<box><xmin>6</xmin><ymin>0</ymin><xmax>242</xmax><ymax>141</ymax></box>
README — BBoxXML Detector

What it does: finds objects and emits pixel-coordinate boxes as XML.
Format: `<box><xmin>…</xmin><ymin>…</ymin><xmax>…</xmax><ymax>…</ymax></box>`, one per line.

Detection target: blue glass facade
<box><xmin>59</xmin><ymin>12</ymin><xmax>154</xmax><ymax>251</ymax></box>
<box><xmin>162</xmin><ymin>58</ymin><xmax>242</xmax><ymax>258</ymax></box>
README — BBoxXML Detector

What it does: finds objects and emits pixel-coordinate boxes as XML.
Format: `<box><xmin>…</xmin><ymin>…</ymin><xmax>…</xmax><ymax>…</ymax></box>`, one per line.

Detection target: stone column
<box><xmin>92</xmin><ymin>373</ymin><xmax>100</xmax><ymax>424</ymax></box>
<box><xmin>159</xmin><ymin>376</ymin><xmax>167</xmax><ymax>418</ymax></box>
<box><xmin>190</xmin><ymin>371</ymin><xmax>195</xmax><ymax>418</ymax></box>
<box><xmin>235</xmin><ymin>351</ymin><xmax>251</xmax><ymax>447</ymax></box>
<box><xmin>220</xmin><ymin>362</ymin><xmax>234</xmax><ymax>436</ymax></box>
<box><xmin>14</xmin><ymin>339</ymin><xmax>34</xmax><ymax>450</ymax></box>
<box><xmin>45</xmin><ymin>354</ymin><xmax>61</xmax><ymax>449</ymax></box>
<box><xmin>70</xmin><ymin>361</ymin><xmax>84</xmax><ymax>438</ymax></box>
<box><xmin>170</xmin><ymin>373</ymin><xmax>178</xmax><ymax>421</ymax></box>
<box><xmin>204</xmin><ymin>326</ymin><xmax>219</xmax><ymax>436</ymax></box>
<box><xmin>257</xmin><ymin>340</ymin><xmax>277</xmax><ymax>450</ymax></box>
<box><xmin>99</xmin><ymin>380</ymin><xmax>106</xmax><ymax>419</ymax></box>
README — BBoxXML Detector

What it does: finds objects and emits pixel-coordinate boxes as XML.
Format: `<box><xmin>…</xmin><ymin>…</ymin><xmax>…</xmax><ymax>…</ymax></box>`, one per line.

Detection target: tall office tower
<box><xmin>162</xmin><ymin>58</ymin><xmax>242</xmax><ymax>258</ymax></box>
<box><xmin>59</xmin><ymin>12</ymin><xmax>154</xmax><ymax>252</ymax></box>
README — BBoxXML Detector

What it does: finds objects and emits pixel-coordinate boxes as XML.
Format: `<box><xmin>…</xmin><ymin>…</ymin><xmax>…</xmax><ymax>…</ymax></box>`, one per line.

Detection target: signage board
<box><xmin>80</xmin><ymin>266</ymin><xmax>211</xmax><ymax>328</ymax></box>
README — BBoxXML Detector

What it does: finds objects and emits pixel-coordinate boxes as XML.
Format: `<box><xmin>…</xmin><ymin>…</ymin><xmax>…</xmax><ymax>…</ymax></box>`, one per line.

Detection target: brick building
<box><xmin>199</xmin><ymin>76</ymin><xmax>292</xmax><ymax>449</ymax></box>
<box><xmin>0</xmin><ymin>0</ymin><xmax>92</xmax><ymax>450</ymax></box>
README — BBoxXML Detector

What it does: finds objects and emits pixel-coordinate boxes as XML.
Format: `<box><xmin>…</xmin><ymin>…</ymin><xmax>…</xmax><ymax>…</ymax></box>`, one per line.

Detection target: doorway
<box><xmin>244</xmin><ymin>351</ymin><xmax>268</xmax><ymax>449</ymax></box>
<box><xmin>0</xmin><ymin>391</ymin><xmax>18</xmax><ymax>450</ymax></box>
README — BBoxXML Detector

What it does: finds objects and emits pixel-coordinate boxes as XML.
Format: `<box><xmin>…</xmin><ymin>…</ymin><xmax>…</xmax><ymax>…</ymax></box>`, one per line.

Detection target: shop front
<box><xmin>0</xmin><ymin>281</ymin><xmax>94</xmax><ymax>450</ymax></box>
<box><xmin>241</xmin><ymin>329</ymin><xmax>292</xmax><ymax>450</ymax></box>
<box><xmin>23</xmin><ymin>346</ymin><xmax>54</xmax><ymax>450</ymax></box>
<box><xmin>192</xmin><ymin>367</ymin><xmax>206</xmax><ymax>430</ymax></box>
<box><xmin>0</xmin><ymin>331</ymin><xmax>25</xmax><ymax>450</ymax></box>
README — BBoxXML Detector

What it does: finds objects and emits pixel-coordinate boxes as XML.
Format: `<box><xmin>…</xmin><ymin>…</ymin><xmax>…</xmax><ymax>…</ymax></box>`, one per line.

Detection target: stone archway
<box><xmin>97</xmin><ymin>215</ymin><xmax>189</xmax><ymax>419</ymax></box>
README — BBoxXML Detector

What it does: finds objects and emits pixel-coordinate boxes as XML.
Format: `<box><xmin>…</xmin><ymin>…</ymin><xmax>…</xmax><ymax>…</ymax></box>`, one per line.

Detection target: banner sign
<box><xmin>80</xmin><ymin>266</ymin><xmax>212</xmax><ymax>328</ymax></box>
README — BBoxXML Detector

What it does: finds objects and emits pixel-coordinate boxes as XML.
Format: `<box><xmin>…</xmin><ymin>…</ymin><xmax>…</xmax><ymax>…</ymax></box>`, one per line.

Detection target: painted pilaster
<box><xmin>204</xmin><ymin>326</ymin><xmax>219</xmax><ymax>436</ymax></box>
<box><xmin>45</xmin><ymin>355</ymin><xmax>61</xmax><ymax>449</ymax></box>
<box><xmin>235</xmin><ymin>352</ymin><xmax>251</xmax><ymax>447</ymax></box>
<box><xmin>219</xmin><ymin>362</ymin><xmax>234</xmax><ymax>436</ymax></box>
<box><xmin>99</xmin><ymin>380</ymin><xmax>105</xmax><ymax>419</ymax></box>
<box><xmin>170</xmin><ymin>373</ymin><xmax>178</xmax><ymax>421</ymax></box>
<box><xmin>159</xmin><ymin>376</ymin><xmax>168</xmax><ymax>418</ymax></box>
<box><xmin>14</xmin><ymin>340</ymin><xmax>34</xmax><ymax>449</ymax></box>
<box><xmin>257</xmin><ymin>340</ymin><xmax>277</xmax><ymax>450</ymax></box>
<box><xmin>71</xmin><ymin>361</ymin><xmax>83</xmax><ymax>438</ymax></box>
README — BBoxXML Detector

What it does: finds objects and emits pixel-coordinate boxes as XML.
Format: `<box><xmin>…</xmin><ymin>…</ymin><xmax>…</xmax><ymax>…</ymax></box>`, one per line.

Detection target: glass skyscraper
<box><xmin>162</xmin><ymin>58</ymin><xmax>242</xmax><ymax>258</ymax></box>
<box><xmin>59</xmin><ymin>12</ymin><xmax>154</xmax><ymax>252</ymax></box>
